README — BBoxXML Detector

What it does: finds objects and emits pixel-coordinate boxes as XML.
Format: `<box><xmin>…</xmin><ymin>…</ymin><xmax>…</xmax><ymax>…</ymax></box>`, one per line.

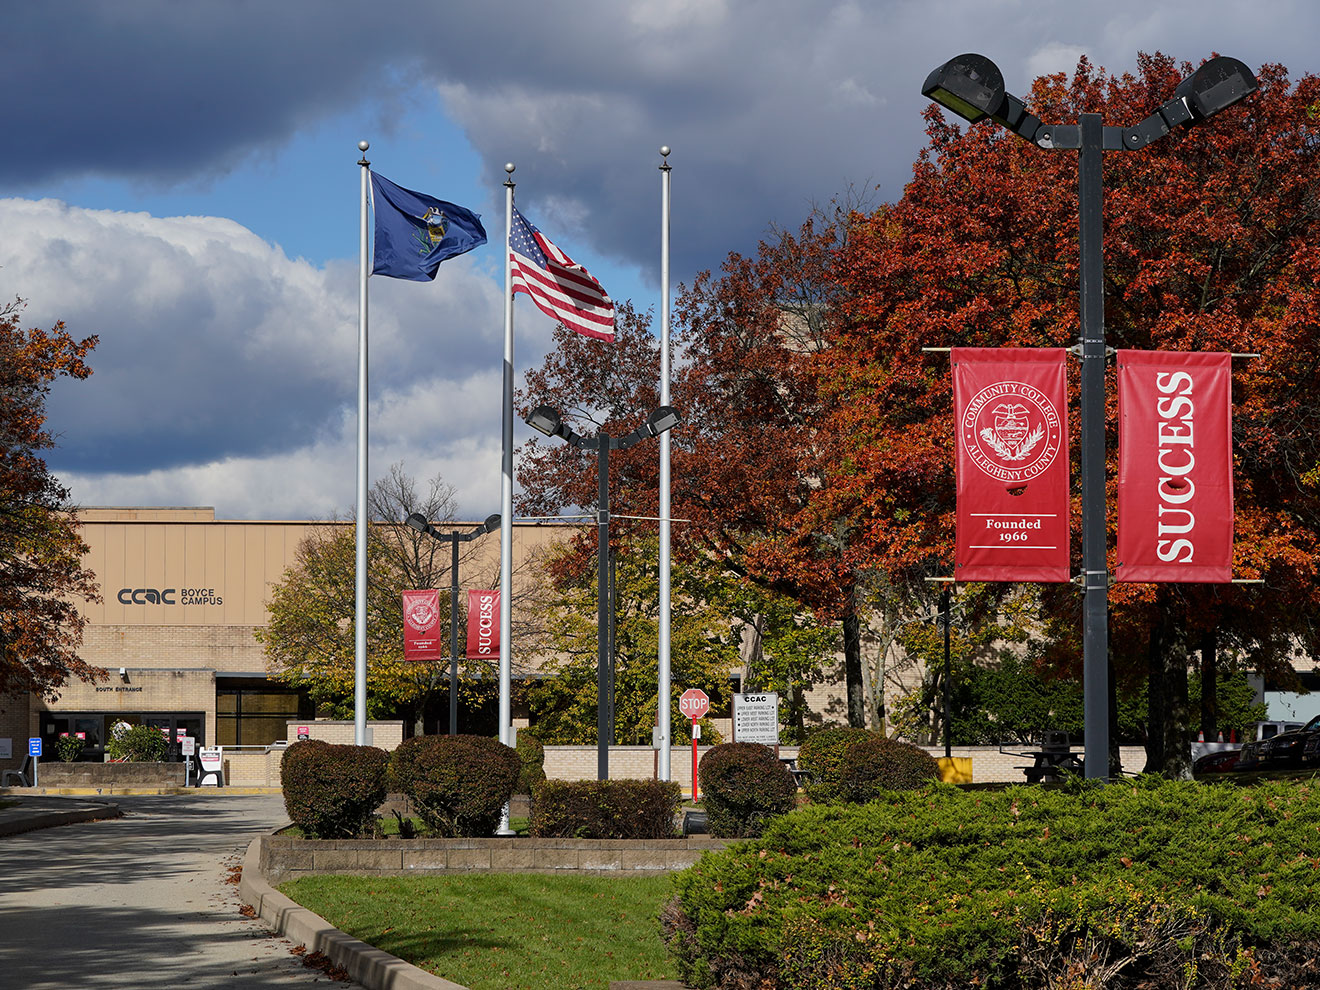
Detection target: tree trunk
<box><xmin>1145</xmin><ymin>599</ymin><xmax>1193</xmax><ymax>779</ymax></box>
<box><xmin>1200</xmin><ymin>628</ymin><xmax>1218</xmax><ymax>742</ymax></box>
<box><xmin>842</xmin><ymin>607</ymin><xmax>866</xmax><ymax>728</ymax></box>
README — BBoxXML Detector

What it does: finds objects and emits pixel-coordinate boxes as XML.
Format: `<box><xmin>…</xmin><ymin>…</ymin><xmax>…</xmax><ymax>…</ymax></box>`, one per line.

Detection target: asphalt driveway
<box><xmin>0</xmin><ymin>793</ymin><xmax>364</xmax><ymax>988</ymax></box>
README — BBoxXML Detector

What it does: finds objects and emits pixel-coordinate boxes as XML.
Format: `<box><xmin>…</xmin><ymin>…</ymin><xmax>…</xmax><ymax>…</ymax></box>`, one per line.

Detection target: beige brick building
<box><xmin>0</xmin><ymin>507</ymin><xmax>566</xmax><ymax>776</ymax></box>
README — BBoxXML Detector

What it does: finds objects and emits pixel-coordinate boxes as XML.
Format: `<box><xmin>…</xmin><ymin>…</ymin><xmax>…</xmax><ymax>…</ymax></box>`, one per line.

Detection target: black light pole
<box><xmin>942</xmin><ymin>585</ymin><xmax>952</xmax><ymax>761</ymax></box>
<box><xmin>922</xmin><ymin>54</ymin><xmax>1257</xmax><ymax>780</ymax></box>
<box><xmin>526</xmin><ymin>403</ymin><xmax>680</xmax><ymax>779</ymax></box>
<box><xmin>406</xmin><ymin>512</ymin><xmax>502</xmax><ymax>735</ymax></box>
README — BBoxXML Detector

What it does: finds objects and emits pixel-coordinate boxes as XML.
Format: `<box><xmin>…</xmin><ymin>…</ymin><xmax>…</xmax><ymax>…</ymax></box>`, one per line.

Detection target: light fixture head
<box><xmin>526</xmin><ymin>405</ymin><xmax>563</xmax><ymax>437</ymax></box>
<box><xmin>405</xmin><ymin>512</ymin><xmax>430</xmax><ymax>534</ymax></box>
<box><xmin>922</xmin><ymin>53</ymin><xmax>1006</xmax><ymax>124</ymax></box>
<box><xmin>481</xmin><ymin>513</ymin><xmax>502</xmax><ymax>534</ymax></box>
<box><xmin>1174</xmin><ymin>56</ymin><xmax>1257</xmax><ymax>121</ymax></box>
<box><xmin>645</xmin><ymin>405</ymin><xmax>680</xmax><ymax>437</ymax></box>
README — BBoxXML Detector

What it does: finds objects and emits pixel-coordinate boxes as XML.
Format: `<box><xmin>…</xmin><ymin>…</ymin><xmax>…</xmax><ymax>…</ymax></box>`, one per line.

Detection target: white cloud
<box><xmin>0</xmin><ymin>198</ymin><xmax>510</xmax><ymax>518</ymax></box>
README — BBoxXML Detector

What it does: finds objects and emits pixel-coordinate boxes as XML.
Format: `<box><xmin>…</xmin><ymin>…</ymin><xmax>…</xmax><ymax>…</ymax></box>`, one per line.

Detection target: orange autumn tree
<box><xmin>0</xmin><ymin>299</ymin><xmax>101</xmax><ymax>698</ymax></box>
<box><xmin>815</xmin><ymin>54</ymin><xmax>1320</xmax><ymax>775</ymax></box>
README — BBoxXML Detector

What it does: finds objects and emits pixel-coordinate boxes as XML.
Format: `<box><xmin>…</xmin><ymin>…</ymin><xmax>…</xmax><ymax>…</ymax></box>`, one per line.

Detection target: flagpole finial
<box><xmin>504</xmin><ymin>162</ymin><xmax>515</xmax><ymax>188</ymax></box>
<box><xmin>659</xmin><ymin>146</ymin><xmax>671</xmax><ymax>172</ymax></box>
<box><xmin>358</xmin><ymin>139</ymin><xmax>369</xmax><ymax>167</ymax></box>
<box><xmin>660</xmin><ymin>145</ymin><xmax>671</xmax><ymax>158</ymax></box>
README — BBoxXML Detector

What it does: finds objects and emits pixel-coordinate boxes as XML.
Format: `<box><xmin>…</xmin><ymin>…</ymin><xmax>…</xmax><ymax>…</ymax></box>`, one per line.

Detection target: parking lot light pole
<box><xmin>526</xmin><ymin>404</ymin><xmax>680</xmax><ymax>779</ymax></box>
<box><xmin>406</xmin><ymin>512</ymin><xmax>502</xmax><ymax>734</ymax></box>
<box><xmin>922</xmin><ymin>53</ymin><xmax>1257</xmax><ymax>780</ymax></box>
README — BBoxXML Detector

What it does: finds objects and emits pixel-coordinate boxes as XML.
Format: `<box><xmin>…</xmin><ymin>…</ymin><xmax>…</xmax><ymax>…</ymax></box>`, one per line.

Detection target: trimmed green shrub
<box><xmin>280</xmin><ymin>740</ymin><xmax>389</xmax><ymax>839</ymax></box>
<box><xmin>389</xmin><ymin>734</ymin><xmax>520</xmax><ymax>837</ymax></box>
<box><xmin>55</xmin><ymin>734</ymin><xmax>85</xmax><ymax>762</ymax></box>
<box><xmin>797</xmin><ymin>727</ymin><xmax>937</xmax><ymax>803</ymax></box>
<box><xmin>698</xmin><ymin>743</ymin><xmax>796</xmax><ymax>838</ymax></box>
<box><xmin>106</xmin><ymin>723</ymin><xmax>168</xmax><ymax>762</ymax></box>
<box><xmin>515</xmin><ymin>730</ymin><xmax>547</xmax><ymax>795</ymax></box>
<box><xmin>663</xmin><ymin>778</ymin><xmax>1320</xmax><ymax>989</ymax></box>
<box><xmin>529</xmin><ymin>779</ymin><xmax>682</xmax><ymax>838</ymax></box>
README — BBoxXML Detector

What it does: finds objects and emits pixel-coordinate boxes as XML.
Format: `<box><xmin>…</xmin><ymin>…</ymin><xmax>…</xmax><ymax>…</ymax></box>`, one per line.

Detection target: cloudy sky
<box><xmin>5</xmin><ymin>0</ymin><xmax>1318</xmax><ymax>521</ymax></box>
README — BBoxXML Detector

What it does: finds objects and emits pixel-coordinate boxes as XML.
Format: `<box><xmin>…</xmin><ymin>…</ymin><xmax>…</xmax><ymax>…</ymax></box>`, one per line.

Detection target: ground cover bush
<box><xmin>662</xmin><ymin>778</ymin><xmax>1320</xmax><ymax>989</ymax></box>
<box><xmin>280</xmin><ymin>740</ymin><xmax>389</xmax><ymax>839</ymax></box>
<box><xmin>529</xmin><ymin>778</ymin><xmax>682</xmax><ymax>838</ymax></box>
<box><xmin>389</xmin><ymin>734</ymin><xmax>520</xmax><ymax>837</ymax></box>
<box><xmin>698</xmin><ymin>743</ymin><xmax>797</xmax><ymax>838</ymax></box>
<box><xmin>797</xmin><ymin>727</ymin><xmax>939</xmax><ymax>803</ymax></box>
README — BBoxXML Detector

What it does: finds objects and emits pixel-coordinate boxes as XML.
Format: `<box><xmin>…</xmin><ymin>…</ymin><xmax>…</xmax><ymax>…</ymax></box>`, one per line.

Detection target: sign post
<box><xmin>28</xmin><ymin>737</ymin><xmax>41</xmax><ymax>789</ymax></box>
<box><xmin>679</xmin><ymin>688</ymin><xmax>709</xmax><ymax>801</ymax></box>
<box><xmin>180</xmin><ymin>734</ymin><xmax>195</xmax><ymax>785</ymax></box>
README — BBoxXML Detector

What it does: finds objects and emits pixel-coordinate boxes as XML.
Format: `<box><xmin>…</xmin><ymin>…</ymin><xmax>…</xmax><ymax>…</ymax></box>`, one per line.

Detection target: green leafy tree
<box><xmin>259</xmin><ymin>465</ymin><xmax>503</xmax><ymax>730</ymax></box>
<box><xmin>525</xmin><ymin>535</ymin><xmax>741</xmax><ymax>745</ymax></box>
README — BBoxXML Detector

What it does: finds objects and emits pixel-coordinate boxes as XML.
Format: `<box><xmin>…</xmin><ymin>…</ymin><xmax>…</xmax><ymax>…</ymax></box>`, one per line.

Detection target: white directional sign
<box><xmin>733</xmin><ymin>693</ymin><xmax>780</xmax><ymax>746</ymax></box>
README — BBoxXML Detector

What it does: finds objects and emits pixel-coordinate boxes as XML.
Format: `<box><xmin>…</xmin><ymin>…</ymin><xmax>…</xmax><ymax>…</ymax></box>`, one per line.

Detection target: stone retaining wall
<box><xmin>258</xmin><ymin>835</ymin><xmax>728</xmax><ymax>884</ymax></box>
<box><xmin>38</xmin><ymin>762</ymin><xmax>186</xmax><ymax>787</ymax></box>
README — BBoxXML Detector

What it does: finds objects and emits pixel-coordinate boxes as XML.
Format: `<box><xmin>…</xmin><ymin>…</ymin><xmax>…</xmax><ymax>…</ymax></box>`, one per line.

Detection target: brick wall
<box><xmin>0</xmin><ymin>692</ymin><xmax>29</xmax><ymax>775</ymax></box>
<box><xmin>80</xmin><ymin>624</ymin><xmax>264</xmax><ymax>673</ymax></box>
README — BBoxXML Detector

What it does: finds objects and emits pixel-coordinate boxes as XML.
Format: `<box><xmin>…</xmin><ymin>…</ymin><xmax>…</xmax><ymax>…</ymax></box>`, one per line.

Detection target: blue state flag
<box><xmin>370</xmin><ymin>172</ymin><xmax>487</xmax><ymax>281</ymax></box>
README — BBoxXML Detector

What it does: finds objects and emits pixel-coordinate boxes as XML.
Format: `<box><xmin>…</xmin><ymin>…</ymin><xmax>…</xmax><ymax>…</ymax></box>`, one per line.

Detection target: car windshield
<box><xmin>1305</xmin><ymin>715</ymin><xmax>1320</xmax><ymax>733</ymax></box>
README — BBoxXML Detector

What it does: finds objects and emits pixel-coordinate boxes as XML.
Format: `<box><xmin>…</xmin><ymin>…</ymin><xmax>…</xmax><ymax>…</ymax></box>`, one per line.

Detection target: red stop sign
<box><xmin>679</xmin><ymin>688</ymin><xmax>710</xmax><ymax>720</ymax></box>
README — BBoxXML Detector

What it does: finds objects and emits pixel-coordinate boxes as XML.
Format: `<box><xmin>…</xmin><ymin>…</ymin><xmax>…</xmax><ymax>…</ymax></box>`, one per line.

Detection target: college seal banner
<box><xmin>1116</xmin><ymin>351</ymin><xmax>1233</xmax><ymax>583</ymax></box>
<box><xmin>953</xmin><ymin>348</ymin><xmax>1070</xmax><ymax>582</ymax></box>
<box><xmin>402</xmin><ymin>589</ymin><xmax>442</xmax><ymax>661</ymax></box>
<box><xmin>465</xmin><ymin>589</ymin><xmax>500</xmax><ymax>660</ymax></box>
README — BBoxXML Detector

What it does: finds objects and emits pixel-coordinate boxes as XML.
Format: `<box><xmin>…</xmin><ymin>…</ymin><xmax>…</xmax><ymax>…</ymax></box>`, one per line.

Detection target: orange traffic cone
<box><xmin>1198</xmin><ymin>729</ymin><xmax>1205</xmax><ymax>742</ymax></box>
<box><xmin>1217</xmin><ymin>731</ymin><xmax>1224</xmax><ymax>742</ymax></box>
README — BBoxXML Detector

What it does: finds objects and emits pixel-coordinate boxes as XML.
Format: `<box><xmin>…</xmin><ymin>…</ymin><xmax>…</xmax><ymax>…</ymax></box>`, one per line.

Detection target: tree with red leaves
<box><xmin>818</xmin><ymin>54</ymin><xmax>1320</xmax><ymax>775</ymax></box>
<box><xmin>0</xmin><ymin>299</ymin><xmax>101</xmax><ymax>699</ymax></box>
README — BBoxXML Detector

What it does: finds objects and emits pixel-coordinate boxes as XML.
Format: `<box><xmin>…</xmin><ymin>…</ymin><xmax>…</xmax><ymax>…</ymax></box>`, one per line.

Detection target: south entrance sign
<box><xmin>679</xmin><ymin>688</ymin><xmax>709</xmax><ymax>720</ymax></box>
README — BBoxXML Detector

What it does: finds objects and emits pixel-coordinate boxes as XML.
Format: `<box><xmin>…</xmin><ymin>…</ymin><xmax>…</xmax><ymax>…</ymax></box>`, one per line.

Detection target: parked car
<box><xmin>1259</xmin><ymin>714</ymin><xmax>1320</xmax><ymax>769</ymax></box>
<box><xmin>1192</xmin><ymin>749</ymin><xmax>1241</xmax><ymax>776</ymax></box>
<box><xmin>1303</xmin><ymin>733</ymin><xmax>1320</xmax><ymax>767</ymax></box>
<box><xmin>1234</xmin><ymin>740</ymin><xmax>1265</xmax><ymax>772</ymax></box>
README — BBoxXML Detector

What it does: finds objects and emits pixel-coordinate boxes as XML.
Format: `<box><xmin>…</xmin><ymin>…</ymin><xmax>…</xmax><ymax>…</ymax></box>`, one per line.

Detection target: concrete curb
<box><xmin>0</xmin><ymin>801</ymin><xmax>122</xmax><ymax>837</ymax></box>
<box><xmin>240</xmin><ymin>836</ymin><xmax>469</xmax><ymax>990</ymax></box>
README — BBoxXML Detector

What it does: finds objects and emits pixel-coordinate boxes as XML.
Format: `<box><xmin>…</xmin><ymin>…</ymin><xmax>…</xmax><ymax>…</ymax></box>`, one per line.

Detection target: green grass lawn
<box><xmin>279</xmin><ymin>872</ymin><xmax>678</xmax><ymax>990</ymax></box>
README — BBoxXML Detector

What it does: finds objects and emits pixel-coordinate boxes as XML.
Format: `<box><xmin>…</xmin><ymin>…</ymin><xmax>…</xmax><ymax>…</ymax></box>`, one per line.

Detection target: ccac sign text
<box><xmin>117</xmin><ymin>587</ymin><xmax>224</xmax><ymax>606</ymax></box>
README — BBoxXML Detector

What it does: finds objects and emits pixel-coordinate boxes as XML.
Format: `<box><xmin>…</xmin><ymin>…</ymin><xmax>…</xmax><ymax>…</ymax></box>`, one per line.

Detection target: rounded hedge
<box><xmin>389</xmin><ymin>734</ymin><xmax>520</xmax><ymax>837</ymax></box>
<box><xmin>698</xmin><ymin>742</ymin><xmax>797</xmax><ymax>838</ymax></box>
<box><xmin>529</xmin><ymin>779</ymin><xmax>681</xmax><ymax>838</ymax></box>
<box><xmin>280</xmin><ymin>740</ymin><xmax>389</xmax><ymax>838</ymax></box>
<box><xmin>798</xmin><ymin>727</ymin><xmax>938</xmax><ymax>803</ymax></box>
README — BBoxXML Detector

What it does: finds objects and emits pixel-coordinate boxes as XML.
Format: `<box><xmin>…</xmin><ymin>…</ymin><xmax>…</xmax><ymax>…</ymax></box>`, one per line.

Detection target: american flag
<box><xmin>509</xmin><ymin>206</ymin><xmax>615</xmax><ymax>342</ymax></box>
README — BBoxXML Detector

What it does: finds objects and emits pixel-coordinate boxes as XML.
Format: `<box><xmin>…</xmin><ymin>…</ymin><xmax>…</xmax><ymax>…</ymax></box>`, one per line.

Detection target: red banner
<box><xmin>402</xmin><ymin>589</ymin><xmax>442</xmax><ymax>661</ymax></box>
<box><xmin>465</xmin><ymin>589</ymin><xmax>500</xmax><ymax>660</ymax></box>
<box><xmin>1116</xmin><ymin>351</ymin><xmax>1233</xmax><ymax>583</ymax></box>
<box><xmin>954</xmin><ymin>348</ymin><xmax>1070</xmax><ymax>582</ymax></box>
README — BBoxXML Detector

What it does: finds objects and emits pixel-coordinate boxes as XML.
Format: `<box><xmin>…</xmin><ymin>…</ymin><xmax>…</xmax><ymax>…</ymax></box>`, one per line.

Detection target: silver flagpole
<box><xmin>657</xmin><ymin>147</ymin><xmax>673</xmax><ymax>782</ymax></box>
<box><xmin>354</xmin><ymin>140</ymin><xmax>370</xmax><ymax>747</ymax></box>
<box><xmin>498</xmin><ymin>163</ymin><xmax>516</xmax><ymax>835</ymax></box>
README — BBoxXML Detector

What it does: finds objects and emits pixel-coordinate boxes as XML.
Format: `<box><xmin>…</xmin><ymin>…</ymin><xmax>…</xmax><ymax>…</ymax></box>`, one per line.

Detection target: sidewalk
<box><xmin>0</xmin><ymin>794</ymin><xmax>123</xmax><ymax>836</ymax></box>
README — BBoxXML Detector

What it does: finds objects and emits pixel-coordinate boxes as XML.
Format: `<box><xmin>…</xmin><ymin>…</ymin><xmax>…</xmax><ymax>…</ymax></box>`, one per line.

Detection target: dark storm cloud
<box><xmin>9</xmin><ymin>1</ymin><xmax>1320</xmax><ymax>283</ymax></box>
